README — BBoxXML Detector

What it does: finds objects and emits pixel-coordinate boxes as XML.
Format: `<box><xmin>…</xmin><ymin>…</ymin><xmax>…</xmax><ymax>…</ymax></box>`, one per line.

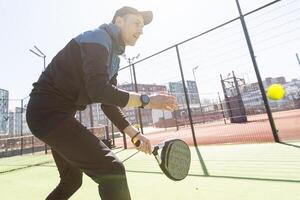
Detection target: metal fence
<box><xmin>1</xmin><ymin>0</ymin><xmax>300</xmax><ymax>156</ymax></box>
<box><xmin>0</xmin><ymin>96</ymin><xmax>49</xmax><ymax>157</ymax></box>
<box><xmin>117</xmin><ymin>0</ymin><xmax>300</xmax><ymax>146</ymax></box>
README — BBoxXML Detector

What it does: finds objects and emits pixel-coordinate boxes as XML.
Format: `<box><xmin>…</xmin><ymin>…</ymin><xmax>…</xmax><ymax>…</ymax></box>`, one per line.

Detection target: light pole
<box><xmin>29</xmin><ymin>46</ymin><xmax>48</xmax><ymax>153</ymax></box>
<box><xmin>296</xmin><ymin>53</ymin><xmax>300</xmax><ymax>66</ymax></box>
<box><xmin>192</xmin><ymin>66</ymin><xmax>203</xmax><ymax>113</ymax></box>
<box><xmin>122</xmin><ymin>53</ymin><xmax>141</xmax><ymax>147</ymax></box>
<box><xmin>29</xmin><ymin>45</ymin><xmax>46</xmax><ymax>70</ymax></box>
<box><xmin>122</xmin><ymin>53</ymin><xmax>140</xmax><ymax>91</ymax></box>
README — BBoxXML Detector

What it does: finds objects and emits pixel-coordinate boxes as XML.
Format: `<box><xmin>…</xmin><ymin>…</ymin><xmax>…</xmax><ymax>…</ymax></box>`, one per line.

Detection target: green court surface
<box><xmin>0</xmin><ymin>143</ymin><xmax>300</xmax><ymax>200</ymax></box>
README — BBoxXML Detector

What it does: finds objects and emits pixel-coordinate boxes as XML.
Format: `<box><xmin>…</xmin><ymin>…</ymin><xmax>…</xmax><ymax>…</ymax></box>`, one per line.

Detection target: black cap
<box><xmin>112</xmin><ymin>6</ymin><xmax>153</xmax><ymax>25</ymax></box>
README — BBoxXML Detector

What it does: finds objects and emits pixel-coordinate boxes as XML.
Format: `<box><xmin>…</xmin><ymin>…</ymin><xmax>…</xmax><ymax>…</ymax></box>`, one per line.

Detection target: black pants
<box><xmin>26</xmin><ymin>94</ymin><xmax>131</xmax><ymax>200</ymax></box>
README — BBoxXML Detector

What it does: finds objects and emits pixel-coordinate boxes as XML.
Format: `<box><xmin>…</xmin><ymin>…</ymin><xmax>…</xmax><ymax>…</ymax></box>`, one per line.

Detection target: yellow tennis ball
<box><xmin>267</xmin><ymin>84</ymin><xmax>285</xmax><ymax>100</ymax></box>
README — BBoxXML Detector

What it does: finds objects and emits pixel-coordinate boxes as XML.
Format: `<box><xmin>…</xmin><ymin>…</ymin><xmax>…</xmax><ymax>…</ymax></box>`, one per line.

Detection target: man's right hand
<box><xmin>126</xmin><ymin>92</ymin><xmax>178</xmax><ymax>111</ymax></box>
<box><xmin>133</xmin><ymin>133</ymin><xmax>152</xmax><ymax>155</ymax></box>
<box><xmin>146</xmin><ymin>94</ymin><xmax>178</xmax><ymax>111</ymax></box>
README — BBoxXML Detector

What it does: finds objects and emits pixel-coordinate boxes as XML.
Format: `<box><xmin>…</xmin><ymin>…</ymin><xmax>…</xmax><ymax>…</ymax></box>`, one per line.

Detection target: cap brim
<box><xmin>140</xmin><ymin>11</ymin><xmax>153</xmax><ymax>25</ymax></box>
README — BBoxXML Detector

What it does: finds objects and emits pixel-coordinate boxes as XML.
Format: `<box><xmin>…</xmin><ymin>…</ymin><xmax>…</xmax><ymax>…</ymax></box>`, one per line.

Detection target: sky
<box><xmin>0</xmin><ymin>0</ymin><xmax>300</xmax><ymax>109</ymax></box>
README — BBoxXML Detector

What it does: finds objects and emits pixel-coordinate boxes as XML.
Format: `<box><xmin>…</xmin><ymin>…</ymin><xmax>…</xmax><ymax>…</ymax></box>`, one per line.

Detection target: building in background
<box><xmin>284</xmin><ymin>79</ymin><xmax>300</xmax><ymax>99</ymax></box>
<box><xmin>263</xmin><ymin>76</ymin><xmax>286</xmax><ymax>88</ymax></box>
<box><xmin>14</xmin><ymin>107</ymin><xmax>22</xmax><ymax>135</ymax></box>
<box><xmin>74</xmin><ymin>76</ymin><xmax>300</xmax><ymax>129</ymax></box>
<box><xmin>119</xmin><ymin>83</ymin><xmax>167</xmax><ymax>94</ymax></box>
<box><xmin>1</xmin><ymin>106</ymin><xmax>31</xmax><ymax>137</ymax></box>
<box><xmin>8</xmin><ymin>111</ymin><xmax>14</xmax><ymax>136</ymax></box>
<box><xmin>240</xmin><ymin>77</ymin><xmax>298</xmax><ymax>113</ymax></box>
<box><xmin>169</xmin><ymin>80</ymin><xmax>200</xmax><ymax>110</ymax></box>
<box><xmin>75</xmin><ymin>104</ymin><xmax>107</xmax><ymax>128</ymax></box>
<box><xmin>0</xmin><ymin>89</ymin><xmax>9</xmax><ymax>135</ymax></box>
<box><xmin>118</xmin><ymin>83</ymin><xmax>168</xmax><ymax>126</ymax></box>
<box><xmin>74</xmin><ymin>83</ymin><xmax>169</xmax><ymax>130</ymax></box>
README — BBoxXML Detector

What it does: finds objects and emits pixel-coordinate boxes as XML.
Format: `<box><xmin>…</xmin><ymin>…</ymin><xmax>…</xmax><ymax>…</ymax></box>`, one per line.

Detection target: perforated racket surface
<box><xmin>155</xmin><ymin>139</ymin><xmax>191</xmax><ymax>181</ymax></box>
<box><xmin>133</xmin><ymin>138</ymin><xmax>191</xmax><ymax>181</ymax></box>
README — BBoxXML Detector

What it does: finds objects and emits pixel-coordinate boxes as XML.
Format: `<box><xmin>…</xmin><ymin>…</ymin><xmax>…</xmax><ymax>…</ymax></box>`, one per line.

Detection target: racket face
<box><xmin>160</xmin><ymin>139</ymin><xmax>191</xmax><ymax>181</ymax></box>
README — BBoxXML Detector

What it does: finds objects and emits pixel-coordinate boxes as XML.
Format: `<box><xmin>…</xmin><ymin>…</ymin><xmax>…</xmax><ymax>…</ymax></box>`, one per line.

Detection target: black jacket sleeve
<box><xmin>101</xmin><ymin>74</ymin><xmax>131</xmax><ymax>132</ymax></box>
<box><xmin>80</xmin><ymin>43</ymin><xmax>129</xmax><ymax>107</ymax></box>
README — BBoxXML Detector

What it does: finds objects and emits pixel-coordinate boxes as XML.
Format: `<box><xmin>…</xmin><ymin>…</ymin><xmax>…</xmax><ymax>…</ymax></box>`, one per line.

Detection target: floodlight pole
<box><xmin>123</xmin><ymin>53</ymin><xmax>140</xmax><ymax>90</ymax></box>
<box><xmin>296</xmin><ymin>53</ymin><xmax>300</xmax><ymax>66</ymax></box>
<box><xmin>192</xmin><ymin>66</ymin><xmax>203</xmax><ymax>113</ymax></box>
<box><xmin>29</xmin><ymin>45</ymin><xmax>46</xmax><ymax>70</ymax></box>
<box><xmin>29</xmin><ymin>45</ymin><xmax>48</xmax><ymax>153</ymax></box>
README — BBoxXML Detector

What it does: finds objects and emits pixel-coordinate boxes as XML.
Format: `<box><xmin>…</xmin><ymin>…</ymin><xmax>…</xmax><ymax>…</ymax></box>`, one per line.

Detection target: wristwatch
<box><xmin>139</xmin><ymin>94</ymin><xmax>150</xmax><ymax>108</ymax></box>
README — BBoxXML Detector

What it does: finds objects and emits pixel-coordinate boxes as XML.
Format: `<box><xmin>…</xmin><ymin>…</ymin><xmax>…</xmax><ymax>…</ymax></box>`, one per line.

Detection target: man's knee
<box><xmin>110</xmin><ymin>160</ymin><xmax>126</xmax><ymax>174</ymax></box>
<box><xmin>90</xmin><ymin>161</ymin><xmax>126</xmax><ymax>184</ymax></box>
<box><xmin>60</xmin><ymin>171</ymin><xmax>83</xmax><ymax>192</ymax></box>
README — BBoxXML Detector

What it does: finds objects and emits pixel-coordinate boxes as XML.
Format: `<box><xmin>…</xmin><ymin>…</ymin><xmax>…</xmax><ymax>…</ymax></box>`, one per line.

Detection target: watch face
<box><xmin>141</xmin><ymin>95</ymin><xmax>150</xmax><ymax>104</ymax></box>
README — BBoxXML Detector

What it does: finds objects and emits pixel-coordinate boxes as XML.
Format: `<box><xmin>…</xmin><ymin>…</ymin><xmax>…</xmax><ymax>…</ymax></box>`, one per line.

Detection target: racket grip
<box><xmin>131</xmin><ymin>132</ymin><xmax>141</xmax><ymax>147</ymax></box>
<box><xmin>131</xmin><ymin>137</ymin><xmax>141</xmax><ymax>147</ymax></box>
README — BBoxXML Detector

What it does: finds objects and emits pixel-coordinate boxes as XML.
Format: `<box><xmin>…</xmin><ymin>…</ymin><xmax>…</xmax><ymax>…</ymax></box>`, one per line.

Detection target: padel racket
<box><xmin>132</xmin><ymin>138</ymin><xmax>191</xmax><ymax>181</ymax></box>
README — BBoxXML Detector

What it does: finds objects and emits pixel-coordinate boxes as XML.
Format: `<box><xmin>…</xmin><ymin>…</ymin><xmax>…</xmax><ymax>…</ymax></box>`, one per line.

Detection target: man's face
<box><xmin>116</xmin><ymin>14</ymin><xmax>144</xmax><ymax>46</ymax></box>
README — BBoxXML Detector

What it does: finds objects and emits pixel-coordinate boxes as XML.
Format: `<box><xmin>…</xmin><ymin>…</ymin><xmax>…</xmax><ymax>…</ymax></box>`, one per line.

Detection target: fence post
<box><xmin>218</xmin><ymin>92</ymin><xmax>227</xmax><ymax>124</ymax></box>
<box><xmin>111</xmin><ymin>123</ymin><xmax>115</xmax><ymax>146</ymax></box>
<box><xmin>32</xmin><ymin>136</ymin><xmax>34</xmax><ymax>154</ymax></box>
<box><xmin>235</xmin><ymin>0</ymin><xmax>279</xmax><ymax>142</ymax></box>
<box><xmin>20</xmin><ymin>99</ymin><xmax>23</xmax><ymax>155</ymax></box>
<box><xmin>175</xmin><ymin>45</ymin><xmax>198</xmax><ymax>146</ymax></box>
<box><xmin>89</xmin><ymin>104</ymin><xmax>94</xmax><ymax>128</ymax></box>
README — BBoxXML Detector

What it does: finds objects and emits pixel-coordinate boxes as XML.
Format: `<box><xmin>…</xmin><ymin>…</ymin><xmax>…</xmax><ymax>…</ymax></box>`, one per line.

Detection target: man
<box><xmin>26</xmin><ymin>6</ymin><xmax>178</xmax><ymax>200</ymax></box>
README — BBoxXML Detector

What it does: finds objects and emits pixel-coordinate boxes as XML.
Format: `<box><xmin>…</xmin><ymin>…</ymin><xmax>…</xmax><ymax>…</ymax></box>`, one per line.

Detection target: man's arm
<box><xmin>100</xmin><ymin>74</ymin><xmax>132</xmax><ymax>133</ymax></box>
<box><xmin>101</xmin><ymin>75</ymin><xmax>150</xmax><ymax>152</ymax></box>
<box><xmin>80</xmin><ymin>43</ymin><xmax>130</xmax><ymax>107</ymax></box>
<box><xmin>80</xmin><ymin>42</ymin><xmax>148</xmax><ymax>108</ymax></box>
